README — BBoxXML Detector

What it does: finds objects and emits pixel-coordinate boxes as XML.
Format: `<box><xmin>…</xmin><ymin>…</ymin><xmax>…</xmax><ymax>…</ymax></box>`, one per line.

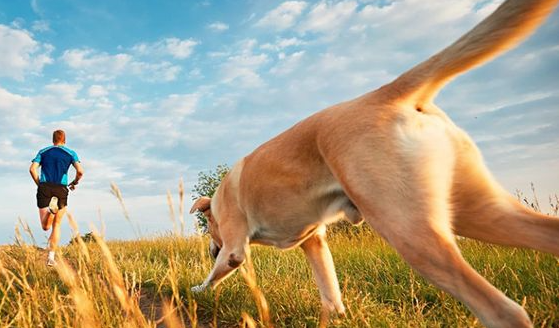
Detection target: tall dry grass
<box><xmin>0</xmin><ymin>183</ymin><xmax>557</xmax><ymax>327</ymax></box>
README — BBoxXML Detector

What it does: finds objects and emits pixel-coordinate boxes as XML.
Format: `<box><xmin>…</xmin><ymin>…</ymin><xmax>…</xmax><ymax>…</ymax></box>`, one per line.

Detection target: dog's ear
<box><xmin>190</xmin><ymin>196</ymin><xmax>211</xmax><ymax>214</ymax></box>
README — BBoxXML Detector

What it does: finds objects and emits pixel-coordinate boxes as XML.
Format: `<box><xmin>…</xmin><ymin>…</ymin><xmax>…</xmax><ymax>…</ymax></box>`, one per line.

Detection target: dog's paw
<box><xmin>191</xmin><ymin>284</ymin><xmax>206</xmax><ymax>293</ymax></box>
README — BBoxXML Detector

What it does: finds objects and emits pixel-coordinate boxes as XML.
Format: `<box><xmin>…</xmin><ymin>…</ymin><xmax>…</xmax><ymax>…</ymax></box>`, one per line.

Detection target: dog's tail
<box><xmin>384</xmin><ymin>0</ymin><xmax>558</xmax><ymax>105</ymax></box>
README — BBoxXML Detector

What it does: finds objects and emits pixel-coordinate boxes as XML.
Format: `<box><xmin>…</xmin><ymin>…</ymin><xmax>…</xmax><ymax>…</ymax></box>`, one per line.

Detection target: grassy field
<box><xmin>0</xmin><ymin>221</ymin><xmax>557</xmax><ymax>328</ymax></box>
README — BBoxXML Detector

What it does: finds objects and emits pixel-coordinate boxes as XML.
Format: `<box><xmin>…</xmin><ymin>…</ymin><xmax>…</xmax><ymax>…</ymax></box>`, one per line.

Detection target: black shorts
<box><xmin>37</xmin><ymin>182</ymin><xmax>69</xmax><ymax>209</ymax></box>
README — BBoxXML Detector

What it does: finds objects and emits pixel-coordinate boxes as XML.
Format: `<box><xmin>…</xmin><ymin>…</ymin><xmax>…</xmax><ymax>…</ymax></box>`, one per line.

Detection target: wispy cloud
<box><xmin>207</xmin><ymin>21</ymin><xmax>229</xmax><ymax>32</ymax></box>
<box><xmin>131</xmin><ymin>37</ymin><xmax>199</xmax><ymax>59</ymax></box>
<box><xmin>261</xmin><ymin>37</ymin><xmax>305</xmax><ymax>51</ymax></box>
<box><xmin>61</xmin><ymin>49</ymin><xmax>132</xmax><ymax>79</ymax></box>
<box><xmin>88</xmin><ymin>84</ymin><xmax>111</xmax><ymax>98</ymax></box>
<box><xmin>61</xmin><ymin>48</ymin><xmax>182</xmax><ymax>82</ymax></box>
<box><xmin>160</xmin><ymin>93</ymin><xmax>199</xmax><ymax>116</ymax></box>
<box><xmin>255</xmin><ymin>1</ymin><xmax>308</xmax><ymax>30</ymax></box>
<box><xmin>270</xmin><ymin>51</ymin><xmax>305</xmax><ymax>76</ymax></box>
<box><xmin>220</xmin><ymin>39</ymin><xmax>269</xmax><ymax>88</ymax></box>
<box><xmin>299</xmin><ymin>0</ymin><xmax>357</xmax><ymax>33</ymax></box>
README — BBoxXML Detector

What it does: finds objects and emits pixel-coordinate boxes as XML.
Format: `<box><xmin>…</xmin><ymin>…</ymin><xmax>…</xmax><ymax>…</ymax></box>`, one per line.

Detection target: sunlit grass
<box><xmin>1</xmin><ymin>227</ymin><xmax>557</xmax><ymax>327</ymax></box>
<box><xmin>0</xmin><ymin>184</ymin><xmax>557</xmax><ymax>327</ymax></box>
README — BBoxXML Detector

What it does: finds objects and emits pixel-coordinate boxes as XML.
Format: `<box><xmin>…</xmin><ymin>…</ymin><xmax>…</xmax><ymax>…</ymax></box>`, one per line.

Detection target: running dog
<box><xmin>190</xmin><ymin>0</ymin><xmax>559</xmax><ymax>327</ymax></box>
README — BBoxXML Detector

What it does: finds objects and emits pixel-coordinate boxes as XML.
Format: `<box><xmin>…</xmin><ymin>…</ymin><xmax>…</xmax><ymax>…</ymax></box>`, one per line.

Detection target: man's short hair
<box><xmin>53</xmin><ymin>130</ymin><xmax>66</xmax><ymax>144</ymax></box>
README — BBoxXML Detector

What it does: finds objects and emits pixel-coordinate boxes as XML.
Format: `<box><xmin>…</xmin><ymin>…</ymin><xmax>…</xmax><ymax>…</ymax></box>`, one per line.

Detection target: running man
<box><xmin>29</xmin><ymin>130</ymin><xmax>84</xmax><ymax>266</ymax></box>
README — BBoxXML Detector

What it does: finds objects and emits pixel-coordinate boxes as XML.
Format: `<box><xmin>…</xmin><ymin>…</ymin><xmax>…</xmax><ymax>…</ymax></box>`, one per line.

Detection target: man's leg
<box><xmin>37</xmin><ymin>183</ymin><xmax>58</xmax><ymax>231</ymax></box>
<box><xmin>39</xmin><ymin>207</ymin><xmax>55</xmax><ymax>231</ymax></box>
<box><xmin>47</xmin><ymin>206</ymin><xmax>66</xmax><ymax>266</ymax></box>
<box><xmin>39</xmin><ymin>196</ymin><xmax>59</xmax><ymax>230</ymax></box>
<box><xmin>39</xmin><ymin>208</ymin><xmax>50</xmax><ymax>230</ymax></box>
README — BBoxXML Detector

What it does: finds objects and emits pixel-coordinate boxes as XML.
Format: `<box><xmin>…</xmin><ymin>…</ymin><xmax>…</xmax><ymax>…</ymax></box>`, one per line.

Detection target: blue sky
<box><xmin>0</xmin><ymin>0</ymin><xmax>558</xmax><ymax>245</ymax></box>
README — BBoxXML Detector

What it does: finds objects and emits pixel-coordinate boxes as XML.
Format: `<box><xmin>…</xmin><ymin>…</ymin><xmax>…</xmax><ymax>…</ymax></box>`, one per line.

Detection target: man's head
<box><xmin>52</xmin><ymin>130</ymin><xmax>66</xmax><ymax>145</ymax></box>
<box><xmin>190</xmin><ymin>196</ymin><xmax>223</xmax><ymax>259</ymax></box>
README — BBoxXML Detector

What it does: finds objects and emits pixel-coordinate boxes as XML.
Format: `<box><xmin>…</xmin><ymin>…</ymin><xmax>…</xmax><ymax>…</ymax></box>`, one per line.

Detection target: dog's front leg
<box><xmin>192</xmin><ymin>215</ymin><xmax>249</xmax><ymax>293</ymax></box>
<box><xmin>191</xmin><ymin>248</ymin><xmax>245</xmax><ymax>293</ymax></box>
<box><xmin>300</xmin><ymin>226</ymin><xmax>345</xmax><ymax>319</ymax></box>
<box><xmin>191</xmin><ymin>243</ymin><xmax>247</xmax><ymax>293</ymax></box>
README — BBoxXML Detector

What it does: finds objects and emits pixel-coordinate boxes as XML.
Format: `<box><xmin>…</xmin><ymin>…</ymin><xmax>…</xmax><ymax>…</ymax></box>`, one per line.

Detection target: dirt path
<box><xmin>138</xmin><ymin>288</ymin><xmax>210</xmax><ymax>328</ymax></box>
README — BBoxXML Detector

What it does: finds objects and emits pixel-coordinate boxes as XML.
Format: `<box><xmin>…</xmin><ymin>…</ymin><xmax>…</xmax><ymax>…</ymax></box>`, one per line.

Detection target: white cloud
<box><xmin>0</xmin><ymin>83</ymin><xmax>89</xmax><ymax>143</ymax></box>
<box><xmin>270</xmin><ymin>51</ymin><xmax>305</xmax><ymax>75</ymax></box>
<box><xmin>222</xmin><ymin>52</ymin><xmax>268</xmax><ymax>88</ymax></box>
<box><xmin>61</xmin><ymin>48</ymin><xmax>182</xmax><ymax>82</ymax></box>
<box><xmin>188</xmin><ymin>67</ymin><xmax>204</xmax><ymax>79</ymax></box>
<box><xmin>0</xmin><ymin>24</ymin><xmax>53</xmax><ymax>80</ymax></box>
<box><xmin>239</xmin><ymin>39</ymin><xmax>258</xmax><ymax>54</ymax></box>
<box><xmin>129</xmin><ymin>61</ymin><xmax>182</xmax><ymax>82</ymax></box>
<box><xmin>227</xmin><ymin>53</ymin><xmax>268</xmax><ymax>67</ymax></box>
<box><xmin>255</xmin><ymin>1</ymin><xmax>308</xmax><ymax>30</ymax></box>
<box><xmin>62</xmin><ymin>48</ymin><xmax>132</xmax><ymax>80</ymax></box>
<box><xmin>299</xmin><ymin>0</ymin><xmax>358</xmax><ymax>33</ymax></box>
<box><xmin>88</xmin><ymin>85</ymin><xmax>109</xmax><ymax>98</ymax></box>
<box><xmin>355</xmin><ymin>0</ymin><xmax>481</xmax><ymax>39</ymax></box>
<box><xmin>131</xmin><ymin>102</ymin><xmax>151</xmax><ymax>111</ymax></box>
<box><xmin>207</xmin><ymin>21</ymin><xmax>229</xmax><ymax>31</ymax></box>
<box><xmin>36</xmin><ymin>82</ymin><xmax>93</xmax><ymax>115</ymax></box>
<box><xmin>261</xmin><ymin>37</ymin><xmax>305</xmax><ymax>51</ymax></box>
<box><xmin>0</xmin><ymin>83</ymin><xmax>91</xmax><ymax>134</ymax></box>
<box><xmin>165</xmin><ymin>38</ymin><xmax>198</xmax><ymax>59</ymax></box>
<box><xmin>44</xmin><ymin>82</ymin><xmax>83</xmax><ymax>100</ymax></box>
<box><xmin>160</xmin><ymin>93</ymin><xmax>199</xmax><ymax>116</ymax></box>
<box><xmin>0</xmin><ymin>87</ymin><xmax>38</xmax><ymax>130</ymax></box>
<box><xmin>132</xmin><ymin>37</ymin><xmax>198</xmax><ymax>59</ymax></box>
<box><xmin>214</xmin><ymin>39</ymin><xmax>269</xmax><ymax>88</ymax></box>
<box><xmin>116</xmin><ymin>93</ymin><xmax>131</xmax><ymax>103</ymax></box>
<box><xmin>207</xmin><ymin>51</ymin><xmax>230</xmax><ymax>58</ymax></box>
<box><xmin>0</xmin><ymin>87</ymin><xmax>33</xmax><ymax>112</ymax></box>
<box><xmin>315</xmin><ymin>52</ymin><xmax>352</xmax><ymax>72</ymax></box>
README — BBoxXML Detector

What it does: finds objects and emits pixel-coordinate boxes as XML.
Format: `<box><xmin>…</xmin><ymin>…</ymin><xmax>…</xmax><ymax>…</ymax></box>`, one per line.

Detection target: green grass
<box><xmin>1</xmin><ymin>226</ymin><xmax>557</xmax><ymax>328</ymax></box>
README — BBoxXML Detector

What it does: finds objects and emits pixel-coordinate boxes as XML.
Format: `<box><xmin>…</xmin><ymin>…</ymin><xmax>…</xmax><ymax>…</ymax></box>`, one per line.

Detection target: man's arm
<box><xmin>68</xmin><ymin>162</ymin><xmax>84</xmax><ymax>190</ymax></box>
<box><xmin>29</xmin><ymin>162</ymin><xmax>40</xmax><ymax>186</ymax></box>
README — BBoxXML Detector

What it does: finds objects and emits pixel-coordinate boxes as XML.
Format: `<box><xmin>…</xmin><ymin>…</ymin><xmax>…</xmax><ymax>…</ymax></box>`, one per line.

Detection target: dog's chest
<box><xmin>246</xmin><ymin>181</ymin><xmax>352</xmax><ymax>248</ymax></box>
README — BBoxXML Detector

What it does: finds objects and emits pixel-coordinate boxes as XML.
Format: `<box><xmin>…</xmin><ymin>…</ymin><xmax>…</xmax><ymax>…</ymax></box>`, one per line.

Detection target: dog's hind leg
<box><xmin>386</xmin><ymin>220</ymin><xmax>531</xmax><ymax>328</ymax></box>
<box><xmin>451</xmin><ymin>145</ymin><xmax>559</xmax><ymax>255</ymax></box>
<box><xmin>357</xmin><ymin>194</ymin><xmax>531</xmax><ymax>328</ymax></box>
<box><xmin>300</xmin><ymin>225</ymin><xmax>345</xmax><ymax>320</ymax></box>
<box><xmin>327</xmin><ymin>142</ymin><xmax>532</xmax><ymax>327</ymax></box>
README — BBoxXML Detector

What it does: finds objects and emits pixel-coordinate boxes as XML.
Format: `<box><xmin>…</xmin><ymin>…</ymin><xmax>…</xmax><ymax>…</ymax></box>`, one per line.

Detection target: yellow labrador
<box><xmin>190</xmin><ymin>0</ymin><xmax>559</xmax><ymax>327</ymax></box>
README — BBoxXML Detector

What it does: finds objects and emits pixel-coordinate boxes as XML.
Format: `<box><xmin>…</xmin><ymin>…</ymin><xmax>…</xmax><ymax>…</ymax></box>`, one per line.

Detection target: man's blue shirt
<box><xmin>32</xmin><ymin>146</ymin><xmax>80</xmax><ymax>185</ymax></box>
